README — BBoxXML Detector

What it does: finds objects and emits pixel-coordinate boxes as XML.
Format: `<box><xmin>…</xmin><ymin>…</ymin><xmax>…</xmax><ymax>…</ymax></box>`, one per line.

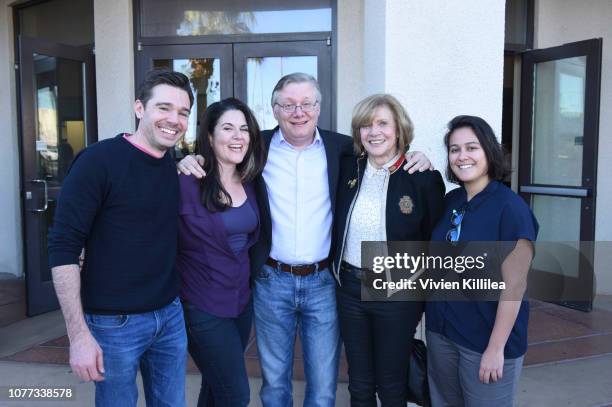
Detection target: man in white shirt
<box><xmin>178</xmin><ymin>73</ymin><xmax>431</xmax><ymax>406</ymax></box>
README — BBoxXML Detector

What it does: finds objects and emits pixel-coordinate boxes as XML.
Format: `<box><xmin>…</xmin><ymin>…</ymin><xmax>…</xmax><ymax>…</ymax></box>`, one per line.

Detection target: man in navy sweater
<box><xmin>48</xmin><ymin>69</ymin><xmax>193</xmax><ymax>407</ymax></box>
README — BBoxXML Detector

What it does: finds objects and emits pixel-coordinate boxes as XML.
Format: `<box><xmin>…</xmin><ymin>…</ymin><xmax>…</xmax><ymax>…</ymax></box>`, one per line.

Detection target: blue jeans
<box><xmin>253</xmin><ymin>264</ymin><xmax>340</xmax><ymax>407</ymax></box>
<box><xmin>84</xmin><ymin>297</ymin><xmax>187</xmax><ymax>407</ymax></box>
<box><xmin>183</xmin><ymin>300</ymin><xmax>253</xmax><ymax>407</ymax></box>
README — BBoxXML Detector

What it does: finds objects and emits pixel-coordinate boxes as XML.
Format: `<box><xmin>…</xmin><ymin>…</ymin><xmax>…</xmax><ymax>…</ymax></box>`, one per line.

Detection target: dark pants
<box><xmin>183</xmin><ymin>301</ymin><xmax>253</xmax><ymax>407</ymax></box>
<box><xmin>337</xmin><ymin>269</ymin><xmax>424</xmax><ymax>407</ymax></box>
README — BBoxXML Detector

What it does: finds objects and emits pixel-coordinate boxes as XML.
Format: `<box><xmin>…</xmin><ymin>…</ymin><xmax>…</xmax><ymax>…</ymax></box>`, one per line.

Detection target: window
<box><xmin>140</xmin><ymin>0</ymin><xmax>332</xmax><ymax>37</ymax></box>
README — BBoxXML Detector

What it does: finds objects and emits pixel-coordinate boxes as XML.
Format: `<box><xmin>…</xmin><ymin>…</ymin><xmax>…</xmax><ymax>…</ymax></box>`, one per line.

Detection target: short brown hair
<box><xmin>444</xmin><ymin>115</ymin><xmax>510</xmax><ymax>185</ymax></box>
<box><xmin>350</xmin><ymin>94</ymin><xmax>414</xmax><ymax>155</ymax></box>
<box><xmin>137</xmin><ymin>68</ymin><xmax>194</xmax><ymax>108</ymax></box>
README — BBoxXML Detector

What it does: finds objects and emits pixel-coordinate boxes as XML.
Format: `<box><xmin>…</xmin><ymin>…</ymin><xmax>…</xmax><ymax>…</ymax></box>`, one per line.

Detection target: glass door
<box><xmin>137</xmin><ymin>44</ymin><xmax>233</xmax><ymax>157</ymax></box>
<box><xmin>233</xmin><ymin>41</ymin><xmax>332</xmax><ymax>130</ymax></box>
<box><xmin>19</xmin><ymin>36</ymin><xmax>97</xmax><ymax>316</ymax></box>
<box><xmin>137</xmin><ymin>40</ymin><xmax>333</xmax><ymax>139</ymax></box>
<box><xmin>519</xmin><ymin>39</ymin><xmax>602</xmax><ymax>311</ymax></box>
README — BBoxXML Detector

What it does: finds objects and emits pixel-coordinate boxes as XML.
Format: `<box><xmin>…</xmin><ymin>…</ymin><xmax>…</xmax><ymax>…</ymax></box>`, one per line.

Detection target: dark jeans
<box><xmin>337</xmin><ymin>269</ymin><xmax>424</xmax><ymax>407</ymax></box>
<box><xmin>183</xmin><ymin>300</ymin><xmax>253</xmax><ymax>407</ymax></box>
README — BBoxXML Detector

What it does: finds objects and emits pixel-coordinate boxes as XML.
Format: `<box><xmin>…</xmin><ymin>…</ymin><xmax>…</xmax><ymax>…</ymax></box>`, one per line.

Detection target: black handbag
<box><xmin>407</xmin><ymin>338</ymin><xmax>431</xmax><ymax>406</ymax></box>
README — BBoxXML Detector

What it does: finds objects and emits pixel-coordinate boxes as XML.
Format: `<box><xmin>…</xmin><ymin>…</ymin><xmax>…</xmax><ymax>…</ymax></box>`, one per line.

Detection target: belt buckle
<box><xmin>288</xmin><ymin>263</ymin><xmax>307</xmax><ymax>275</ymax></box>
<box><xmin>289</xmin><ymin>262</ymin><xmax>317</xmax><ymax>276</ymax></box>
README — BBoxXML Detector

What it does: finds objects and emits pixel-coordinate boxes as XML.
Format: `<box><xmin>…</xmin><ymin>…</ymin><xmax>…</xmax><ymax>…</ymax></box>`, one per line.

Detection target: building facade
<box><xmin>0</xmin><ymin>0</ymin><xmax>610</xmax><ymax>323</ymax></box>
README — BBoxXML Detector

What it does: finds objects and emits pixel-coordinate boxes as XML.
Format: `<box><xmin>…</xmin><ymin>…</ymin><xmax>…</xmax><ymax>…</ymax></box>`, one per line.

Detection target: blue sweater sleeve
<box><xmin>48</xmin><ymin>147</ymin><xmax>108</xmax><ymax>268</ymax></box>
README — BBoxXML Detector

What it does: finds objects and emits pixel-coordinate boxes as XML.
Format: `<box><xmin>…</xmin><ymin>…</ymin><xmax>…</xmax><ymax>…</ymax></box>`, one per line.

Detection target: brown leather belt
<box><xmin>266</xmin><ymin>257</ymin><xmax>329</xmax><ymax>276</ymax></box>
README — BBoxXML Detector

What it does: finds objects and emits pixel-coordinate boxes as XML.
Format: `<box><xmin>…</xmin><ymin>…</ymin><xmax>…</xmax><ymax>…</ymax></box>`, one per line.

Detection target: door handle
<box><xmin>28</xmin><ymin>179</ymin><xmax>48</xmax><ymax>212</ymax></box>
<box><xmin>519</xmin><ymin>186</ymin><xmax>589</xmax><ymax>197</ymax></box>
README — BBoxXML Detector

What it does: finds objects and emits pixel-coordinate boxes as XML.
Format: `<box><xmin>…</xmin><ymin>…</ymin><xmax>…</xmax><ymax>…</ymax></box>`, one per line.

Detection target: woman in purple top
<box><xmin>176</xmin><ymin>98</ymin><xmax>265</xmax><ymax>407</ymax></box>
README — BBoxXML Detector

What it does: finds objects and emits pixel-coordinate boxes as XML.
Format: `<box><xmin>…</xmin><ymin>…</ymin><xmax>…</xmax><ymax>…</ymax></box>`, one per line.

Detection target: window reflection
<box><xmin>154</xmin><ymin>58</ymin><xmax>220</xmax><ymax>156</ymax></box>
<box><xmin>531</xmin><ymin>56</ymin><xmax>585</xmax><ymax>186</ymax></box>
<box><xmin>141</xmin><ymin>0</ymin><xmax>332</xmax><ymax>37</ymax></box>
<box><xmin>247</xmin><ymin>56</ymin><xmax>317</xmax><ymax>129</ymax></box>
<box><xmin>34</xmin><ymin>54</ymin><xmax>86</xmax><ymax>184</ymax></box>
<box><xmin>36</xmin><ymin>86</ymin><xmax>59</xmax><ymax>178</ymax></box>
<box><xmin>559</xmin><ymin>72</ymin><xmax>585</xmax><ymax>118</ymax></box>
<box><xmin>531</xmin><ymin>195</ymin><xmax>581</xmax><ymax>277</ymax></box>
<box><xmin>177</xmin><ymin>11</ymin><xmax>255</xmax><ymax>35</ymax></box>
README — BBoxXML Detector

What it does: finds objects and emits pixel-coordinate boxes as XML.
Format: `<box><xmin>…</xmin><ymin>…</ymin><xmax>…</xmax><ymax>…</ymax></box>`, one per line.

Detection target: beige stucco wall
<box><xmin>0</xmin><ymin>0</ymin><xmax>23</xmax><ymax>277</ymax></box>
<box><xmin>94</xmin><ymin>0</ymin><xmax>135</xmax><ymax>140</ymax></box>
<box><xmin>337</xmin><ymin>0</ymin><xmax>505</xmax><ymax>176</ymax></box>
<box><xmin>336</xmin><ymin>0</ymin><xmax>363</xmax><ymax>136</ymax></box>
<box><xmin>386</xmin><ymin>0</ymin><xmax>505</xmax><ymax>172</ymax></box>
<box><xmin>362</xmin><ymin>0</ymin><xmax>386</xmax><ymax>96</ymax></box>
<box><xmin>535</xmin><ymin>0</ymin><xmax>612</xmax><ymax>295</ymax></box>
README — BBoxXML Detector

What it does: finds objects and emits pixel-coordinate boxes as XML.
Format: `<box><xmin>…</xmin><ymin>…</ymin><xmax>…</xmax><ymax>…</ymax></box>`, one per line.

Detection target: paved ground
<box><xmin>2</xmin><ymin>297</ymin><xmax>612</xmax><ymax>406</ymax></box>
<box><xmin>0</xmin><ymin>361</ymin><xmax>347</xmax><ymax>406</ymax></box>
<box><xmin>1</xmin><ymin>355</ymin><xmax>612</xmax><ymax>406</ymax></box>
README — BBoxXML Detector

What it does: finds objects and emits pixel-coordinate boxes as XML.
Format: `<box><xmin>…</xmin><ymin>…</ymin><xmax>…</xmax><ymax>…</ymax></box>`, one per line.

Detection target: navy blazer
<box><xmin>249</xmin><ymin>127</ymin><xmax>353</xmax><ymax>276</ymax></box>
<box><xmin>331</xmin><ymin>154</ymin><xmax>446</xmax><ymax>276</ymax></box>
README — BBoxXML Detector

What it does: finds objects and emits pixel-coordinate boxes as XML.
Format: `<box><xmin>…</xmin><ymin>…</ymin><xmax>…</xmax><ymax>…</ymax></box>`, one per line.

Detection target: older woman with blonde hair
<box><xmin>332</xmin><ymin>94</ymin><xmax>445</xmax><ymax>406</ymax></box>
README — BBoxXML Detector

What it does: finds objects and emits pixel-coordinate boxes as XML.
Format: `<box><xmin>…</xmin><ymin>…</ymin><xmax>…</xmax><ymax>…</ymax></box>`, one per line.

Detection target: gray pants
<box><xmin>426</xmin><ymin>330</ymin><xmax>523</xmax><ymax>407</ymax></box>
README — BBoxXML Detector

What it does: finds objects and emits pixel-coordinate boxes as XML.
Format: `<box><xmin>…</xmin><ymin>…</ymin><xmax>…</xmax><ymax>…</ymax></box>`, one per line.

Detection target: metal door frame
<box><xmin>18</xmin><ymin>35</ymin><xmax>97</xmax><ymax>315</ymax></box>
<box><xmin>519</xmin><ymin>38</ymin><xmax>602</xmax><ymax>311</ymax></box>
<box><xmin>233</xmin><ymin>40</ymin><xmax>332</xmax><ymax>130</ymax></box>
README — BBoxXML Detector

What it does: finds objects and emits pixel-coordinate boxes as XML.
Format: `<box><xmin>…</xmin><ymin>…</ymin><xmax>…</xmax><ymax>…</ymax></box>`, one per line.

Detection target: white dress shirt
<box><xmin>263</xmin><ymin>129</ymin><xmax>332</xmax><ymax>264</ymax></box>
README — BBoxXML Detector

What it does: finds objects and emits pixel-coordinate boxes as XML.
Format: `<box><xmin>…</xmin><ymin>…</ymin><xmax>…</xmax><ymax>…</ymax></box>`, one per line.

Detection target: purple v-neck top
<box><xmin>176</xmin><ymin>174</ymin><xmax>260</xmax><ymax>318</ymax></box>
<box><xmin>220</xmin><ymin>201</ymin><xmax>258</xmax><ymax>255</ymax></box>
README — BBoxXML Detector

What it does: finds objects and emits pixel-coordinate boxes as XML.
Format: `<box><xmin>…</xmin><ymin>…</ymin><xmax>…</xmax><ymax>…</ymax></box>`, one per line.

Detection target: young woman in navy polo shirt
<box><xmin>426</xmin><ymin>115</ymin><xmax>538</xmax><ymax>406</ymax></box>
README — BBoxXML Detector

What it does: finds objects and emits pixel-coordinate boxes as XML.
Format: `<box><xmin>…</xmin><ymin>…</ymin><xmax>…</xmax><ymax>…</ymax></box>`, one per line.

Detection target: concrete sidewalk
<box><xmin>0</xmin><ymin>361</ymin><xmax>349</xmax><ymax>406</ymax></box>
<box><xmin>1</xmin><ymin>355</ymin><xmax>611</xmax><ymax>407</ymax></box>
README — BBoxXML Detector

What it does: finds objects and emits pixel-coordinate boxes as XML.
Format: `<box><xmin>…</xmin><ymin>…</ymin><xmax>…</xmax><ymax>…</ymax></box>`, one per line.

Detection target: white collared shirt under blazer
<box><xmin>263</xmin><ymin>129</ymin><xmax>332</xmax><ymax>265</ymax></box>
<box><xmin>343</xmin><ymin>154</ymin><xmax>401</xmax><ymax>268</ymax></box>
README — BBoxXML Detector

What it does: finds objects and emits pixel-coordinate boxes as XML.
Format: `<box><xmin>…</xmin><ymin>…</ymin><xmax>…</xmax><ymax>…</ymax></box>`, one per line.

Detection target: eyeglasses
<box><xmin>445</xmin><ymin>208</ymin><xmax>465</xmax><ymax>243</ymax></box>
<box><xmin>274</xmin><ymin>101</ymin><xmax>319</xmax><ymax>113</ymax></box>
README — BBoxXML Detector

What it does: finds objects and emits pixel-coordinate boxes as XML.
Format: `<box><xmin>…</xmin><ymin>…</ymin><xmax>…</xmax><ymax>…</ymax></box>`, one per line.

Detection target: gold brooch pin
<box><xmin>399</xmin><ymin>195</ymin><xmax>414</xmax><ymax>214</ymax></box>
<box><xmin>348</xmin><ymin>179</ymin><xmax>357</xmax><ymax>188</ymax></box>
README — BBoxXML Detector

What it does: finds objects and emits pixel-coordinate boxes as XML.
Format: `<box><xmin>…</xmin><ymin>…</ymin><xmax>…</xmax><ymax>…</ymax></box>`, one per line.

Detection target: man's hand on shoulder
<box><xmin>403</xmin><ymin>151</ymin><xmax>434</xmax><ymax>174</ymax></box>
<box><xmin>177</xmin><ymin>155</ymin><xmax>206</xmax><ymax>178</ymax></box>
<box><xmin>69</xmin><ymin>331</ymin><xmax>105</xmax><ymax>382</ymax></box>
